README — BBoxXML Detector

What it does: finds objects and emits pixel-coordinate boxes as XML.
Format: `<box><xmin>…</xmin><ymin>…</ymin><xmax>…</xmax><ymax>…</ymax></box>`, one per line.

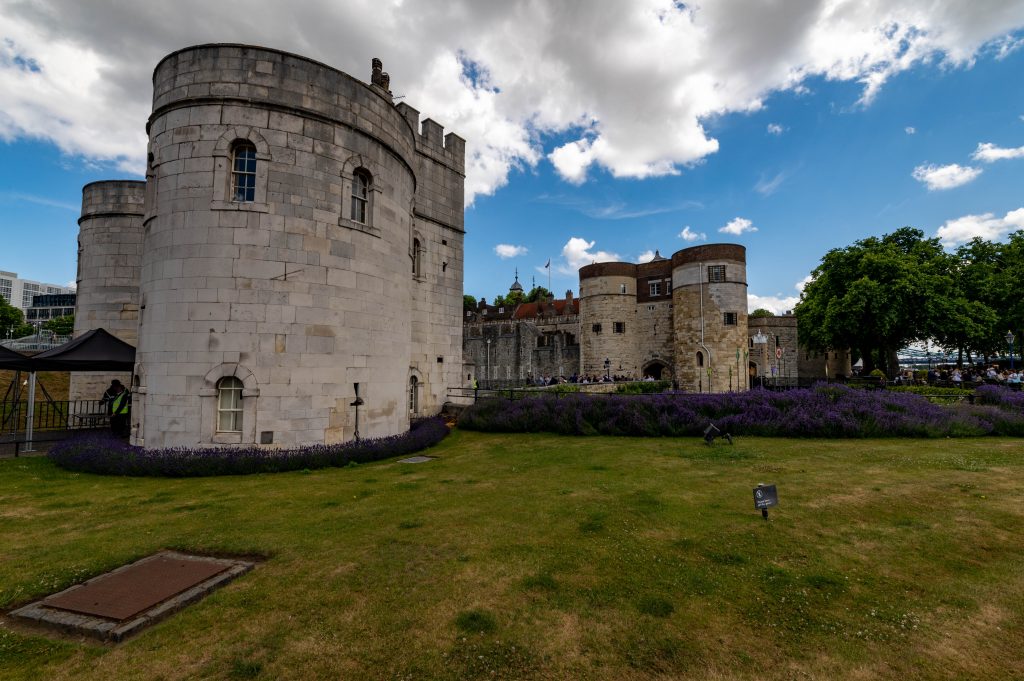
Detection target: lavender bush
<box><xmin>974</xmin><ymin>384</ymin><xmax>1024</xmax><ymax>412</ymax></box>
<box><xmin>48</xmin><ymin>417</ymin><xmax>449</xmax><ymax>477</ymax></box>
<box><xmin>458</xmin><ymin>384</ymin><xmax>1024</xmax><ymax>438</ymax></box>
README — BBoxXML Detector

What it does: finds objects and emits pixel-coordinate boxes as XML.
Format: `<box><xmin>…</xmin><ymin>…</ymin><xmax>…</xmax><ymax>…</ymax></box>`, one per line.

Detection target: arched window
<box><xmin>217</xmin><ymin>376</ymin><xmax>244</xmax><ymax>432</ymax></box>
<box><xmin>696</xmin><ymin>351</ymin><xmax>704</xmax><ymax>367</ymax></box>
<box><xmin>408</xmin><ymin>376</ymin><xmax>419</xmax><ymax>414</ymax></box>
<box><xmin>351</xmin><ymin>169</ymin><xmax>371</xmax><ymax>223</ymax></box>
<box><xmin>231</xmin><ymin>142</ymin><xmax>258</xmax><ymax>203</ymax></box>
<box><xmin>412</xmin><ymin>238</ymin><xmax>422</xmax><ymax>278</ymax></box>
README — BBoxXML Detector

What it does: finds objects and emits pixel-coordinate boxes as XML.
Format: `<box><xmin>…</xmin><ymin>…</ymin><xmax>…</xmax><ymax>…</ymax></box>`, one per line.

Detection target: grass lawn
<box><xmin>1</xmin><ymin>431</ymin><xmax>1022</xmax><ymax>680</ymax></box>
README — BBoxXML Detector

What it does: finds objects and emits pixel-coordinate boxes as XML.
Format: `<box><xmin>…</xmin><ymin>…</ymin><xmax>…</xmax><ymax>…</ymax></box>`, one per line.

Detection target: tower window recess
<box><xmin>620</xmin><ymin>284</ymin><xmax>627</xmax><ymax>294</ymax></box>
<box><xmin>723</xmin><ymin>312</ymin><xmax>738</xmax><ymax>326</ymax></box>
<box><xmin>409</xmin><ymin>376</ymin><xmax>419</xmax><ymax>414</ymax></box>
<box><xmin>592</xmin><ymin>323</ymin><xmax>602</xmax><ymax>334</ymax></box>
<box><xmin>351</xmin><ymin>169</ymin><xmax>371</xmax><ymax>223</ymax></box>
<box><xmin>412</xmin><ymin>238</ymin><xmax>423</xmax><ymax>278</ymax></box>
<box><xmin>216</xmin><ymin>376</ymin><xmax>244</xmax><ymax>432</ymax></box>
<box><xmin>231</xmin><ymin>142</ymin><xmax>257</xmax><ymax>203</ymax></box>
<box><xmin>707</xmin><ymin>265</ymin><xmax>726</xmax><ymax>283</ymax></box>
<box><xmin>696</xmin><ymin>351</ymin><xmax>704</xmax><ymax>367</ymax></box>
<box><xmin>613</xmin><ymin>322</ymin><xmax>625</xmax><ymax>333</ymax></box>
<box><xmin>649</xmin><ymin>282</ymin><xmax>661</xmax><ymax>296</ymax></box>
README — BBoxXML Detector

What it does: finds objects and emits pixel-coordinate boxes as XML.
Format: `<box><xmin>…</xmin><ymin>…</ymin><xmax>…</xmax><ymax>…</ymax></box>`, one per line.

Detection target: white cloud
<box><xmin>905</xmin><ymin>126</ymin><xmax>916</xmax><ymax>135</ymax></box>
<box><xmin>559</xmin><ymin>237</ymin><xmax>621</xmax><ymax>273</ymax></box>
<box><xmin>637</xmin><ymin>250</ymin><xmax>656</xmax><ymax>263</ymax></box>
<box><xmin>747</xmin><ymin>293</ymin><xmax>799</xmax><ymax>315</ymax></box>
<box><xmin>754</xmin><ymin>171</ymin><xmax>787</xmax><ymax>196</ymax></box>
<box><xmin>936</xmin><ymin>207</ymin><xmax>1024</xmax><ymax>246</ymax></box>
<box><xmin>911</xmin><ymin>163</ymin><xmax>982</xmax><ymax>190</ymax></box>
<box><xmin>748</xmin><ymin>276</ymin><xmax>810</xmax><ymax>314</ymax></box>
<box><xmin>972</xmin><ymin>142</ymin><xmax>1024</xmax><ymax>162</ymax></box>
<box><xmin>679</xmin><ymin>226</ymin><xmax>707</xmax><ymax>241</ymax></box>
<box><xmin>766</xmin><ymin>123</ymin><xmax>784</xmax><ymax>135</ymax></box>
<box><xmin>719</xmin><ymin>217</ymin><xmax>758</xmax><ymax>236</ymax></box>
<box><xmin>494</xmin><ymin>243</ymin><xmax>528</xmax><ymax>258</ymax></box>
<box><xmin>2</xmin><ymin>1</ymin><xmax>1023</xmax><ymax>201</ymax></box>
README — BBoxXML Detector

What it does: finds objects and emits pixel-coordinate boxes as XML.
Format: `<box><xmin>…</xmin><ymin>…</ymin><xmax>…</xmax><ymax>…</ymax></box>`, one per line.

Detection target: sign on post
<box><xmin>753</xmin><ymin>483</ymin><xmax>778</xmax><ymax>520</ymax></box>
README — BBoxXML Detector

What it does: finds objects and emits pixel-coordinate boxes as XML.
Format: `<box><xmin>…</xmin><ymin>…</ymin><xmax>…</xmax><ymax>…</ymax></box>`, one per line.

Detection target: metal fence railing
<box><xmin>1</xmin><ymin>399</ymin><xmax>109</xmax><ymax>435</ymax></box>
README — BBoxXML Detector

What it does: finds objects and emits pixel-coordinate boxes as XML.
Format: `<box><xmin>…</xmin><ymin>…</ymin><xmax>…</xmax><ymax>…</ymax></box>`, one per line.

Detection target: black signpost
<box><xmin>753</xmin><ymin>483</ymin><xmax>778</xmax><ymax>520</ymax></box>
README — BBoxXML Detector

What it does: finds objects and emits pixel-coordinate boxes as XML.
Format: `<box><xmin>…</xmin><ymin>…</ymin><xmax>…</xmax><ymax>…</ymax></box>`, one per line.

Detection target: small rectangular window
<box><xmin>592</xmin><ymin>323</ymin><xmax>602</xmax><ymax>334</ymax></box>
<box><xmin>723</xmin><ymin>312</ymin><xmax>737</xmax><ymax>326</ymax></box>
<box><xmin>647</xmin><ymin>305</ymin><xmax>655</xmax><ymax>311</ymax></box>
<box><xmin>620</xmin><ymin>284</ymin><xmax>627</xmax><ymax>294</ymax></box>
<box><xmin>649</xmin><ymin>282</ymin><xmax>661</xmax><ymax>296</ymax></box>
<box><xmin>708</xmin><ymin>265</ymin><xmax>726</xmax><ymax>283</ymax></box>
<box><xmin>613</xmin><ymin>322</ymin><xmax>625</xmax><ymax>333</ymax></box>
<box><xmin>231</xmin><ymin>143</ymin><xmax>257</xmax><ymax>203</ymax></box>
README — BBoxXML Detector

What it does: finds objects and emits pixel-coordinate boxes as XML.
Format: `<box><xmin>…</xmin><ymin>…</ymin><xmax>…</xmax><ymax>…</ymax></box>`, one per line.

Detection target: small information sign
<box><xmin>753</xmin><ymin>484</ymin><xmax>778</xmax><ymax>510</ymax></box>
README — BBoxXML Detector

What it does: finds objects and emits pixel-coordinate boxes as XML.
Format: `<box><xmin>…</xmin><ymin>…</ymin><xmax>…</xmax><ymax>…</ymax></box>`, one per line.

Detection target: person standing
<box><xmin>109</xmin><ymin>382</ymin><xmax>132</xmax><ymax>438</ymax></box>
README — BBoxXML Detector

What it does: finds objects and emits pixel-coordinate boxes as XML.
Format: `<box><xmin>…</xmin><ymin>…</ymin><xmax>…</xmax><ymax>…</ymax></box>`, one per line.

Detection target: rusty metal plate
<box><xmin>43</xmin><ymin>554</ymin><xmax>231</xmax><ymax>621</ymax></box>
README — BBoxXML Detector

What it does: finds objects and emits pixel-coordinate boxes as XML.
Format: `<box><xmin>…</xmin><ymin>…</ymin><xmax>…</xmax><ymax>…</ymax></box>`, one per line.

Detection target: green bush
<box><xmin>614</xmin><ymin>380</ymin><xmax>671</xmax><ymax>394</ymax></box>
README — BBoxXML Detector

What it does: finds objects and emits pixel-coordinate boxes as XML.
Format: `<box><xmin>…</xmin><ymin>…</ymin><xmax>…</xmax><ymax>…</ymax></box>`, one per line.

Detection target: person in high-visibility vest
<box><xmin>109</xmin><ymin>383</ymin><xmax>132</xmax><ymax>438</ymax></box>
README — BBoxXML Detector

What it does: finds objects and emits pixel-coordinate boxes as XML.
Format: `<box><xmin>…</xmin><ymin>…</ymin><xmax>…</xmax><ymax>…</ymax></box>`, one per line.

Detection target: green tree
<box><xmin>463</xmin><ymin>294</ymin><xmax>477</xmax><ymax>312</ymax></box>
<box><xmin>44</xmin><ymin>314</ymin><xmax>75</xmax><ymax>336</ymax></box>
<box><xmin>526</xmin><ymin>286</ymin><xmax>552</xmax><ymax>303</ymax></box>
<box><xmin>0</xmin><ymin>297</ymin><xmax>27</xmax><ymax>339</ymax></box>
<box><xmin>749</xmin><ymin>308</ymin><xmax>774</xmax><ymax>318</ymax></box>
<box><xmin>796</xmin><ymin>227</ymin><xmax>953</xmax><ymax>375</ymax></box>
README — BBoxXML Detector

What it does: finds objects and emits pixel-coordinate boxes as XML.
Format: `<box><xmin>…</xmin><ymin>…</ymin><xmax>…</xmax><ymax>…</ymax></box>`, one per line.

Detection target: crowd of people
<box><xmin>896</xmin><ymin>366</ymin><xmax>1024</xmax><ymax>386</ymax></box>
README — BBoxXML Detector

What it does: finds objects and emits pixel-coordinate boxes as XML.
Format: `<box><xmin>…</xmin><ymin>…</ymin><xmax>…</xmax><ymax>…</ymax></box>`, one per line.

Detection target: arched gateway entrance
<box><xmin>642</xmin><ymin>360</ymin><xmax>672</xmax><ymax>380</ymax></box>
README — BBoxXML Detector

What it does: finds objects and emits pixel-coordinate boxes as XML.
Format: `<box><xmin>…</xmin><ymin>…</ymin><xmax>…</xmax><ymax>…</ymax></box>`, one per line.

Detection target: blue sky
<box><xmin>2</xmin><ymin>1</ymin><xmax>1023</xmax><ymax>312</ymax></box>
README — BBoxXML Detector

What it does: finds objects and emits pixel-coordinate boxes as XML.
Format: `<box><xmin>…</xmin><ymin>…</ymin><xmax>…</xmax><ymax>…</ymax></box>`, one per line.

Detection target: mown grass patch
<box><xmin>0</xmin><ymin>432</ymin><xmax>1022</xmax><ymax>679</ymax></box>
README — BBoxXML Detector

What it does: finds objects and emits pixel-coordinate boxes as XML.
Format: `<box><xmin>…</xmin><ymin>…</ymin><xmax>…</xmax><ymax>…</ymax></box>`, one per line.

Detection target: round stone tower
<box><xmin>671</xmin><ymin>244</ymin><xmax>748</xmax><ymax>393</ymax></box>
<box><xmin>69</xmin><ymin>180</ymin><xmax>145</xmax><ymax>402</ymax></box>
<box><xmin>135</xmin><ymin>44</ymin><xmax>448</xmax><ymax>448</ymax></box>
<box><xmin>578</xmin><ymin>262</ymin><xmax>639</xmax><ymax>378</ymax></box>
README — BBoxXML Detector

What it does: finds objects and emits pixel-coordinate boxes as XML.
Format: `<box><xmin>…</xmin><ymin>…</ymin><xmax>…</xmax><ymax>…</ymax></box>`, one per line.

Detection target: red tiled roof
<box><xmin>513</xmin><ymin>298</ymin><xmax>580</xmax><ymax>319</ymax></box>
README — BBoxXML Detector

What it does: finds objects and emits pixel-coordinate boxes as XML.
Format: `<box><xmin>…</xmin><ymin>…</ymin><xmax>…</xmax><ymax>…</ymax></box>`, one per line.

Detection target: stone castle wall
<box><xmin>578</xmin><ymin>264</ymin><xmax>639</xmax><ymax>377</ymax></box>
<box><xmin>671</xmin><ymin>245</ymin><xmax>748</xmax><ymax>393</ymax></box>
<box><xmin>69</xmin><ymin>181</ymin><xmax>145</xmax><ymax>402</ymax></box>
<box><xmin>120</xmin><ymin>44</ymin><xmax>463</xmax><ymax>447</ymax></box>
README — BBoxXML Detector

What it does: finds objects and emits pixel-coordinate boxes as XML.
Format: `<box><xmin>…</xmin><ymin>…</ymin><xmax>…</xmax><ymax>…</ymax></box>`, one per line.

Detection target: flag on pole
<box><xmin>544</xmin><ymin>259</ymin><xmax>550</xmax><ymax>269</ymax></box>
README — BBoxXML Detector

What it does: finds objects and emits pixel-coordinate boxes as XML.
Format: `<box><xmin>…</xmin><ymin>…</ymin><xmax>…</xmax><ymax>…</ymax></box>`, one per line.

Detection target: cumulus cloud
<box><xmin>905</xmin><ymin>126</ymin><xmax>916</xmax><ymax>135</ymax></box>
<box><xmin>494</xmin><ymin>243</ymin><xmax>528</xmax><ymax>258</ymax></box>
<box><xmin>766</xmin><ymin>123</ymin><xmax>784</xmax><ymax>135</ymax></box>
<box><xmin>2</xmin><ymin>1</ymin><xmax>1023</xmax><ymax>201</ymax></box>
<box><xmin>719</xmin><ymin>217</ymin><xmax>758</xmax><ymax>236</ymax></box>
<box><xmin>679</xmin><ymin>226</ymin><xmax>707</xmax><ymax>241</ymax></box>
<box><xmin>972</xmin><ymin>142</ymin><xmax>1024</xmax><ymax>162</ymax></box>
<box><xmin>748</xmin><ymin>276</ymin><xmax>810</xmax><ymax>314</ymax></box>
<box><xmin>936</xmin><ymin>207</ymin><xmax>1024</xmax><ymax>246</ymax></box>
<box><xmin>637</xmin><ymin>250</ymin><xmax>656</xmax><ymax>263</ymax></box>
<box><xmin>558</xmin><ymin>237</ymin><xmax>621</xmax><ymax>273</ymax></box>
<box><xmin>747</xmin><ymin>293</ymin><xmax>799</xmax><ymax>315</ymax></box>
<box><xmin>912</xmin><ymin>163</ymin><xmax>982</xmax><ymax>190</ymax></box>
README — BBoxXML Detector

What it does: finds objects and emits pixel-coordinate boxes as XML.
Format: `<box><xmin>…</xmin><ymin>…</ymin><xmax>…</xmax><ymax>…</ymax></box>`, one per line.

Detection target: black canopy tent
<box><xmin>2</xmin><ymin>329</ymin><xmax>136</xmax><ymax>453</ymax></box>
<box><xmin>30</xmin><ymin>328</ymin><xmax>136</xmax><ymax>372</ymax></box>
<box><xmin>0</xmin><ymin>344</ymin><xmax>34</xmax><ymax>371</ymax></box>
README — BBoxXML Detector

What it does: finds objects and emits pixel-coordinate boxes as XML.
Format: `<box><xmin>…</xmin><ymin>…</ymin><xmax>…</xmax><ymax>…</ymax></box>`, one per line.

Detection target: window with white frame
<box><xmin>217</xmin><ymin>376</ymin><xmax>244</xmax><ymax>432</ymax></box>
<box><xmin>649</xmin><ymin>282</ymin><xmax>661</xmax><ymax>296</ymax></box>
<box><xmin>408</xmin><ymin>376</ymin><xmax>419</xmax><ymax>414</ymax></box>
<box><xmin>351</xmin><ymin>169</ymin><xmax>371</xmax><ymax>223</ymax></box>
<box><xmin>412</xmin><ymin>238</ymin><xmax>422</xmax><ymax>278</ymax></box>
<box><xmin>620</xmin><ymin>284</ymin><xmax>627</xmax><ymax>294</ymax></box>
<box><xmin>231</xmin><ymin>142</ymin><xmax>257</xmax><ymax>203</ymax></box>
